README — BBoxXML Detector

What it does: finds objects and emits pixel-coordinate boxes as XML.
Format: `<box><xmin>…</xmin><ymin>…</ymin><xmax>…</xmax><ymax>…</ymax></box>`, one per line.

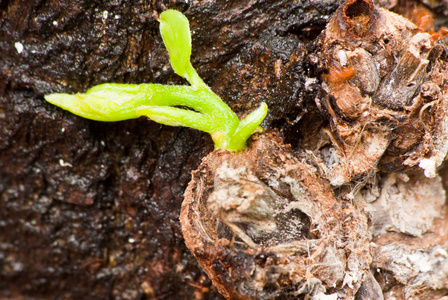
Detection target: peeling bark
<box><xmin>181</xmin><ymin>132</ymin><xmax>371</xmax><ymax>299</ymax></box>
<box><xmin>181</xmin><ymin>0</ymin><xmax>448</xmax><ymax>299</ymax></box>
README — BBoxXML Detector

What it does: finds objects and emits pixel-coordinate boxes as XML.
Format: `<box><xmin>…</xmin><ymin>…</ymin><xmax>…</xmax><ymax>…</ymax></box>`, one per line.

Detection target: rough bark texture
<box><xmin>2</xmin><ymin>0</ymin><xmax>448</xmax><ymax>299</ymax></box>
<box><xmin>0</xmin><ymin>0</ymin><xmax>342</xmax><ymax>298</ymax></box>
<box><xmin>180</xmin><ymin>0</ymin><xmax>448</xmax><ymax>299</ymax></box>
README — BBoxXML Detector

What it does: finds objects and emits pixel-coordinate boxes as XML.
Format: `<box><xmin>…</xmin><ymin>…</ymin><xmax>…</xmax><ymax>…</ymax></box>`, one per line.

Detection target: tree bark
<box><xmin>1</xmin><ymin>0</ymin><xmax>448</xmax><ymax>299</ymax></box>
<box><xmin>0</xmin><ymin>0</ymin><xmax>341</xmax><ymax>298</ymax></box>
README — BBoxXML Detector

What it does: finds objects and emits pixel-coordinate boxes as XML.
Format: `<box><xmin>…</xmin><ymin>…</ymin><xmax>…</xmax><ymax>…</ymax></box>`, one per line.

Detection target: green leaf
<box><xmin>159</xmin><ymin>9</ymin><xmax>203</xmax><ymax>88</ymax></box>
<box><xmin>44</xmin><ymin>83</ymin><xmax>146</xmax><ymax>121</ymax></box>
<box><xmin>159</xmin><ymin>9</ymin><xmax>190</xmax><ymax>77</ymax></box>
<box><xmin>136</xmin><ymin>106</ymin><xmax>214</xmax><ymax>133</ymax></box>
<box><xmin>228</xmin><ymin>102</ymin><xmax>268</xmax><ymax>151</ymax></box>
<box><xmin>44</xmin><ymin>83</ymin><xmax>210</xmax><ymax>122</ymax></box>
<box><xmin>44</xmin><ymin>10</ymin><xmax>269</xmax><ymax>152</ymax></box>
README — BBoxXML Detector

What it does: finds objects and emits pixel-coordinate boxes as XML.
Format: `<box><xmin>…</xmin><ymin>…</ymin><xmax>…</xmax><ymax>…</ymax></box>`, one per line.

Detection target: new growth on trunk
<box><xmin>45</xmin><ymin>10</ymin><xmax>267</xmax><ymax>152</ymax></box>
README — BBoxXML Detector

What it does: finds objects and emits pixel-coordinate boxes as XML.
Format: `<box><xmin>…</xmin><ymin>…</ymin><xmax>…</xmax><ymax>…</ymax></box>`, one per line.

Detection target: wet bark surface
<box><xmin>0</xmin><ymin>0</ymin><xmax>343</xmax><ymax>298</ymax></box>
<box><xmin>2</xmin><ymin>0</ymin><xmax>448</xmax><ymax>299</ymax></box>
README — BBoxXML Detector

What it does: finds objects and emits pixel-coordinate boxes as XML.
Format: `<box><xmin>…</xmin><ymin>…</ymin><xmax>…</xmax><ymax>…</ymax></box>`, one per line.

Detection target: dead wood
<box><xmin>181</xmin><ymin>0</ymin><xmax>448</xmax><ymax>299</ymax></box>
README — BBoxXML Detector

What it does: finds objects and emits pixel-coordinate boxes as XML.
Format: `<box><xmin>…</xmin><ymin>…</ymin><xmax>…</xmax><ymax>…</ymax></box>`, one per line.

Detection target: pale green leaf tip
<box><xmin>159</xmin><ymin>9</ymin><xmax>189</xmax><ymax>23</ymax></box>
<box><xmin>44</xmin><ymin>93</ymin><xmax>69</xmax><ymax>106</ymax></box>
<box><xmin>44</xmin><ymin>93</ymin><xmax>85</xmax><ymax>116</ymax></box>
<box><xmin>45</xmin><ymin>92</ymin><xmax>98</xmax><ymax>120</ymax></box>
<box><xmin>258</xmin><ymin>102</ymin><xmax>268</xmax><ymax>119</ymax></box>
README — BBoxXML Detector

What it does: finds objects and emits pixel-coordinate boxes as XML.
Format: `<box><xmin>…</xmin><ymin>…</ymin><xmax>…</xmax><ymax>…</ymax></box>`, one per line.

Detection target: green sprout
<box><xmin>45</xmin><ymin>9</ymin><xmax>267</xmax><ymax>152</ymax></box>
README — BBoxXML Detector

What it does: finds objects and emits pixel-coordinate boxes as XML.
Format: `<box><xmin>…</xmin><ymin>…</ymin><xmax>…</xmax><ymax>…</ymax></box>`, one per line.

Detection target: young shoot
<box><xmin>44</xmin><ymin>9</ymin><xmax>268</xmax><ymax>152</ymax></box>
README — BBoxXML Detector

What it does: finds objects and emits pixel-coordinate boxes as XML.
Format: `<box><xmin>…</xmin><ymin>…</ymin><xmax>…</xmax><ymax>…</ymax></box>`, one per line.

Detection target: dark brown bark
<box><xmin>0</xmin><ymin>0</ymin><xmax>342</xmax><ymax>298</ymax></box>
<box><xmin>2</xmin><ymin>0</ymin><xmax>448</xmax><ymax>299</ymax></box>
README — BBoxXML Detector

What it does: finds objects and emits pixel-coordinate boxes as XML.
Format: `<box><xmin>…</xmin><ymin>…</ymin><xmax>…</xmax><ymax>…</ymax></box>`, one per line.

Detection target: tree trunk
<box><xmin>1</xmin><ymin>0</ymin><xmax>448</xmax><ymax>299</ymax></box>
